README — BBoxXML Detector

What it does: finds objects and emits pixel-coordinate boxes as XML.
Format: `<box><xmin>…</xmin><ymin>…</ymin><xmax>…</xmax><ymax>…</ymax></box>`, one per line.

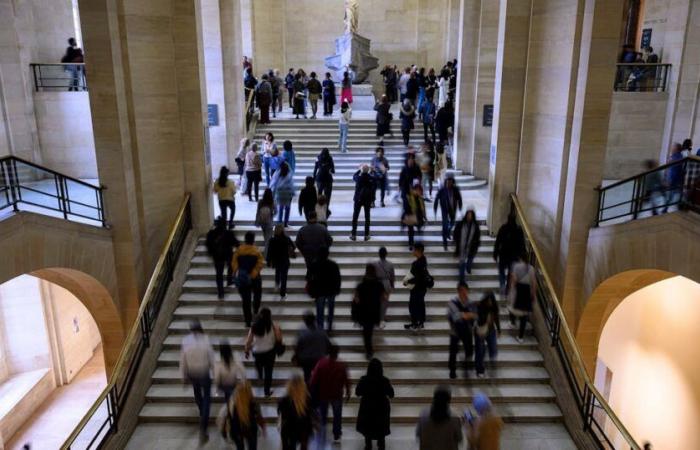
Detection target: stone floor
<box><xmin>6</xmin><ymin>347</ymin><xmax>106</xmax><ymax>450</ymax></box>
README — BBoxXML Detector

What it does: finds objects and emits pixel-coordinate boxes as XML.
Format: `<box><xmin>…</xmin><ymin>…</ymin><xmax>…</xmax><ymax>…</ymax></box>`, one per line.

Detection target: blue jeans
<box><xmin>263</xmin><ymin>157</ymin><xmax>271</xmax><ymax>185</ymax></box>
<box><xmin>339</xmin><ymin>123</ymin><xmax>349</xmax><ymax>152</ymax></box>
<box><xmin>475</xmin><ymin>328</ymin><xmax>498</xmax><ymax>374</ymax></box>
<box><xmin>440</xmin><ymin>213</ymin><xmax>455</xmax><ymax>247</ymax></box>
<box><xmin>316</xmin><ymin>295</ymin><xmax>336</xmax><ymax>331</ymax></box>
<box><xmin>277</xmin><ymin>204</ymin><xmax>291</xmax><ymax>226</ymax></box>
<box><xmin>189</xmin><ymin>375</ymin><xmax>211</xmax><ymax>434</ymax></box>
<box><xmin>417</xmin><ymin>86</ymin><xmax>426</xmax><ymax>111</ymax></box>
<box><xmin>318</xmin><ymin>399</ymin><xmax>343</xmax><ymax>443</ymax></box>
<box><xmin>459</xmin><ymin>257</ymin><xmax>475</xmax><ymax>283</ymax></box>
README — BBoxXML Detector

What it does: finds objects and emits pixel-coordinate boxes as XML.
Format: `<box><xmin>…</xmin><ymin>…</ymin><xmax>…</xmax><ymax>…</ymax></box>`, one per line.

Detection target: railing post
<box><xmin>631</xmin><ymin>177</ymin><xmax>641</xmax><ymax>219</ymax></box>
<box><xmin>594</xmin><ymin>188</ymin><xmax>602</xmax><ymax>226</ymax></box>
<box><xmin>56</xmin><ymin>174</ymin><xmax>69</xmax><ymax>220</ymax></box>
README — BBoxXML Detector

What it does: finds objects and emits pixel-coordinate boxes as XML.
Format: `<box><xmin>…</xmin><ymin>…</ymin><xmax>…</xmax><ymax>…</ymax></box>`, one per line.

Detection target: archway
<box><xmin>588</xmin><ymin>275</ymin><xmax>700</xmax><ymax>449</ymax></box>
<box><xmin>576</xmin><ymin>269</ymin><xmax>675</xmax><ymax>375</ymax></box>
<box><xmin>31</xmin><ymin>268</ymin><xmax>123</xmax><ymax>376</ymax></box>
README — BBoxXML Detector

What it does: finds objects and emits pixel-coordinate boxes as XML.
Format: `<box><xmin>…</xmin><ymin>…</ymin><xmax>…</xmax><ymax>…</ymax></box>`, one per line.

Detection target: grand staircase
<box><xmin>127</xmin><ymin>118</ymin><xmax>576</xmax><ymax>449</ymax></box>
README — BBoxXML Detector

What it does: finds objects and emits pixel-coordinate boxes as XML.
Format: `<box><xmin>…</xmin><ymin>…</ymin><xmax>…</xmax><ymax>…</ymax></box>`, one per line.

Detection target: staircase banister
<box><xmin>597</xmin><ymin>155</ymin><xmax>700</xmax><ymax>192</ymax></box>
<box><xmin>60</xmin><ymin>193</ymin><xmax>192</xmax><ymax>449</ymax></box>
<box><xmin>510</xmin><ymin>193</ymin><xmax>640</xmax><ymax>449</ymax></box>
<box><xmin>0</xmin><ymin>155</ymin><xmax>102</xmax><ymax>190</ymax></box>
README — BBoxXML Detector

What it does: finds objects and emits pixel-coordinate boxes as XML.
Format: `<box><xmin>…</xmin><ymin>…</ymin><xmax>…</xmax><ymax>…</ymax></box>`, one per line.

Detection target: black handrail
<box><xmin>511</xmin><ymin>194</ymin><xmax>640</xmax><ymax>449</ymax></box>
<box><xmin>596</xmin><ymin>155</ymin><xmax>700</xmax><ymax>225</ymax></box>
<box><xmin>614</xmin><ymin>63</ymin><xmax>671</xmax><ymax>92</ymax></box>
<box><xmin>0</xmin><ymin>156</ymin><xmax>105</xmax><ymax>226</ymax></box>
<box><xmin>30</xmin><ymin>63</ymin><xmax>88</xmax><ymax>92</ymax></box>
<box><xmin>62</xmin><ymin>195</ymin><xmax>192</xmax><ymax>449</ymax></box>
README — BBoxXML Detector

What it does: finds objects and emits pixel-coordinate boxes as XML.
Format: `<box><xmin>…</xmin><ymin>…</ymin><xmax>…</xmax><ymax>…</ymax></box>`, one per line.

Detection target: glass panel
<box><xmin>67</xmin><ymin>397</ymin><xmax>112</xmax><ymax>450</ymax></box>
<box><xmin>65</xmin><ymin>178</ymin><xmax>100</xmax><ymax>221</ymax></box>
<box><xmin>599</xmin><ymin>180</ymin><xmax>635</xmax><ymax>223</ymax></box>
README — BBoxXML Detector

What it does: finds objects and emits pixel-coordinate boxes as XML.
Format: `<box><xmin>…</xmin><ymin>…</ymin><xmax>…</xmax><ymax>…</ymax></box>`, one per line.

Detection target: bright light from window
<box><xmin>71</xmin><ymin>0</ymin><xmax>83</xmax><ymax>48</ymax></box>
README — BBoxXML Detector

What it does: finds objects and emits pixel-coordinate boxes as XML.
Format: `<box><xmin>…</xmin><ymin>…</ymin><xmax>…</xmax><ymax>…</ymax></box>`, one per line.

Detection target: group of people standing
<box><xmin>244</xmin><ymin>62</ymin><xmax>354</xmax><ymax>121</ymax></box>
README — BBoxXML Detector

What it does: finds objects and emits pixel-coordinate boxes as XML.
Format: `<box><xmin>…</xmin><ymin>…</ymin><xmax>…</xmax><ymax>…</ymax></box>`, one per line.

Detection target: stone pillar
<box><xmin>557</xmin><ymin>0</ymin><xmax>624</xmax><ymax>323</ymax></box>
<box><xmin>79</xmin><ymin>0</ymin><xmax>213</xmax><ymax>323</ymax></box>
<box><xmin>487</xmin><ymin>0</ymin><xmax>532</xmax><ymax>231</ymax></box>
<box><xmin>471</xmin><ymin>0</ymin><xmax>499</xmax><ymax>180</ymax></box>
<box><xmin>0</xmin><ymin>0</ymin><xmax>40</xmax><ymax>161</ymax></box>
<box><xmin>77</xmin><ymin>0</ymin><xmax>145</xmax><ymax>325</ymax></box>
<box><xmin>453</xmin><ymin>0</ymin><xmax>481</xmax><ymax>173</ymax></box>
<box><xmin>220</xmin><ymin>0</ymin><xmax>246</xmax><ymax>165</ymax></box>
<box><xmin>514</xmin><ymin>0</ymin><xmax>583</xmax><ymax>272</ymax></box>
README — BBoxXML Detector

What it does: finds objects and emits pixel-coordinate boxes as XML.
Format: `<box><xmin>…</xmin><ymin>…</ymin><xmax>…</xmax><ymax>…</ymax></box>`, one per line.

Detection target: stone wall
<box><xmin>249</xmin><ymin>0</ymin><xmax>453</xmax><ymax>93</ymax></box>
<box><xmin>604</xmin><ymin>91</ymin><xmax>668</xmax><ymax>179</ymax></box>
<box><xmin>34</xmin><ymin>91</ymin><xmax>98</xmax><ymax>179</ymax></box>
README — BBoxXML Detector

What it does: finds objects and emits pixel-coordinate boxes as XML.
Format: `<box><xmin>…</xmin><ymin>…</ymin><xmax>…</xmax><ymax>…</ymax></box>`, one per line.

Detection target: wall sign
<box><xmin>641</xmin><ymin>28</ymin><xmax>652</xmax><ymax>49</ymax></box>
<box><xmin>483</xmin><ymin>104</ymin><xmax>494</xmax><ymax>127</ymax></box>
<box><xmin>207</xmin><ymin>104</ymin><xmax>219</xmax><ymax>127</ymax></box>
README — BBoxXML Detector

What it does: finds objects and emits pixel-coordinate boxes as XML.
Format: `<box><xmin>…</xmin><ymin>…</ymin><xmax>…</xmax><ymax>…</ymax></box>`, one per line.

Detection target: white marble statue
<box><xmin>344</xmin><ymin>0</ymin><xmax>359</xmax><ymax>34</ymax></box>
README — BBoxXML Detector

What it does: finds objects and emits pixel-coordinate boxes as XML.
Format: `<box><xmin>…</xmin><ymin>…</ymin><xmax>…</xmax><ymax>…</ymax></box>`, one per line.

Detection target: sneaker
<box><xmin>477</xmin><ymin>373</ymin><xmax>486</xmax><ymax>378</ymax></box>
<box><xmin>404</xmin><ymin>323</ymin><xmax>415</xmax><ymax>330</ymax></box>
<box><xmin>333</xmin><ymin>435</ymin><xmax>341</xmax><ymax>444</ymax></box>
<box><xmin>349</xmin><ymin>234</ymin><xmax>356</xmax><ymax>241</ymax></box>
<box><xmin>364</xmin><ymin>235</ymin><xmax>371</xmax><ymax>241</ymax></box>
<box><xmin>449</xmin><ymin>370</ymin><xmax>457</xmax><ymax>379</ymax></box>
<box><xmin>381</xmin><ymin>202</ymin><xmax>386</xmax><ymax>207</ymax></box>
<box><xmin>515</xmin><ymin>336</ymin><xmax>524</xmax><ymax>344</ymax></box>
<box><xmin>280</xmin><ymin>295</ymin><xmax>287</xmax><ymax>301</ymax></box>
<box><xmin>379</xmin><ymin>321</ymin><xmax>386</xmax><ymax>329</ymax></box>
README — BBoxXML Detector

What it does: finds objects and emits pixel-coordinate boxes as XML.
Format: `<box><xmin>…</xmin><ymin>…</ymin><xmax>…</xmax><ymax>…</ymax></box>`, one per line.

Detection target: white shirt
<box><xmin>398</xmin><ymin>73</ymin><xmax>410</xmax><ymax>94</ymax></box>
<box><xmin>180</xmin><ymin>333</ymin><xmax>215</xmax><ymax>378</ymax></box>
<box><xmin>252</xmin><ymin>328</ymin><xmax>276</xmax><ymax>354</ymax></box>
<box><xmin>438</xmin><ymin>78</ymin><xmax>447</xmax><ymax>107</ymax></box>
<box><xmin>214</xmin><ymin>359</ymin><xmax>247</xmax><ymax>389</ymax></box>
<box><xmin>339</xmin><ymin>108</ymin><xmax>352</xmax><ymax>125</ymax></box>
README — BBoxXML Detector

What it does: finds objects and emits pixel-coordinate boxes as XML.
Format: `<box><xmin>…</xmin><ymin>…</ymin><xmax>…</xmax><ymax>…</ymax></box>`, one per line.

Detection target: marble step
<box><xmin>138</xmin><ymin>402</ymin><xmax>563</xmax><ymax>424</ymax></box>
<box><xmin>151</xmin><ymin>365</ymin><xmax>549</xmax><ymax>385</ymax></box>
<box><xmin>196</xmin><ymin>223</ymin><xmax>490</xmax><ymax>236</ymax></box>
<box><xmin>189</xmin><ymin>255</ymin><xmax>497</xmax><ymax>268</ymax></box>
<box><xmin>126</xmin><ymin>422</ymin><xmax>577</xmax><ymax>449</ymax></box>
<box><xmin>161</xmin><ymin>334</ymin><xmax>538</xmax><ymax>353</ymax></box>
<box><xmin>181</xmin><ymin>281</ymin><xmax>501</xmax><ymax>295</ymax></box>
<box><xmin>186</xmin><ymin>266</ymin><xmax>498</xmax><ymax>280</ymax></box>
<box><xmin>173</xmin><ymin>293</ymin><xmax>507</xmax><ymax>309</ymax></box>
<box><xmin>155</xmin><ymin>348</ymin><xmax>543</xmax><ymax>368</ymax></box>
<box><xmin>144</xmin><ymin>383</ymin><xmax>555</xmax><ymax>403</ymax></box>
<box><xmin>194</xmin><ymin>241</ymin><xmax>495</xmax><ymax>253</ymax></box>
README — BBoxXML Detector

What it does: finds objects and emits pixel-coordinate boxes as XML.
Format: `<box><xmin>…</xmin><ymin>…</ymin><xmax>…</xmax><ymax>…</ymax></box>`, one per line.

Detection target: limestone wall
<box><xmin>249</xmin><ymin>0</ymin><xmax>453</xmax><ymax>93</ymax></box>
<box><xmin>33</xmin><ymin>91</ymin><xmax>98</xmax><ymax>179</ymax></box>
<box><xmin>604</xmin><ymin>92</ymin><xmax>668</xmax><ymax>179</ymax></box>
<box><xmin>582</xmin><ymin>212</ymin><xmax>700</xmax><ymax>310</ymax></box>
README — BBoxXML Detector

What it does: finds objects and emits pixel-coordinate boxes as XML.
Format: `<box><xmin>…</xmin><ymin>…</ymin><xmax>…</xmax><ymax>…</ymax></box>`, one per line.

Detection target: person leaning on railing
<box><xmin>61</xmin><ymin>37</ymin><xmax>84</xmax><ymax>91</ymax></box>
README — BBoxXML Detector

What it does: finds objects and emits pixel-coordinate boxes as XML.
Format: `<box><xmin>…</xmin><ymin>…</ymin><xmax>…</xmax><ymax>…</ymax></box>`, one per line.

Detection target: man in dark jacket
<box><xmin>447</xmin><ymin>281</ymin><xmax>477</xmax><ymax>379</ymax></box>
<box><xmin>453</xmin><ymin>210</ymin><xmax>481</xmax><ymax>283</ymax></box>
<box><xmin>295</xmin><ymin>311</ymin><xmax>331</xmax><ymax>382</ymax></box>
<box><xmin>351</xmin><ymin>165</ymin><xmax>375</xmax><ymax>241</ymax></box>
<box><xmin>403</xmin><ymin>242</ymin><xmax>431</xmax><ymax>330</ymax></box>
<box><xmin>435</xmin><ymin>100</ymin><xmax>454</xmax><ymax>145</ymax></box>
<box><xmin>493</xmin><ymin>213</ymin><xmax>525</xmax><ymax>294</ymax></box>
<box><xmin>398</xmin><ymin>153</ymin><xmax>421</xmax><ymax>203</ymax></box>
<box><xmin>285</xmin><ymin>68</ymin><xmax>295</xmax><ymax>109</ymax></box>
<box><xmin>306</xmin><ymin>247</ymin><xmax>342</xmax><ymax>331</ymax></box>
<box><xmin>296</xmin><ymin>212</ymin><xmax>333</xmax><ymax>268</ymax></box>
<box><xmin>244</xmin><ymin>67</ymin><xmax>258</xmax><ymax>111</ymax></box>
<box><xmin>205</xmin><ymin>218</ymin><xmax>239</xmax><ymax>299</ymax></box>
<box><xmin>433</xmin><ymin>176</ymin><xmax>463</xmax><ymax>250</ymax></box>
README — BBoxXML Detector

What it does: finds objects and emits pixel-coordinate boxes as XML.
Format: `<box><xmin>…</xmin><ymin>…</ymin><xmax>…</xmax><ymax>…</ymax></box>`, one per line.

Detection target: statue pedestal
<box><xmin>339</xmin><ymin>83</ymin><xmax>376</xmax><ymax>111</ymax></box>
<box><xmin>325</xmin><ymin>32</ymin><xmax>379</xmax><ymax>84</ymax></box>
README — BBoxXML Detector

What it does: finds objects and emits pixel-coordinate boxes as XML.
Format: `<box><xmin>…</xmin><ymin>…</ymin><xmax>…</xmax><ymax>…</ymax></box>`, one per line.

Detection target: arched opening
<box><xmin>0</xmin><ymin>273</ymin><xmax>109</xmax><ymax>449</ymax></box>
<box><xmin>578</xmin><ymin>273</ymin><xmax>700</xmax><ymax>449</ymax></box>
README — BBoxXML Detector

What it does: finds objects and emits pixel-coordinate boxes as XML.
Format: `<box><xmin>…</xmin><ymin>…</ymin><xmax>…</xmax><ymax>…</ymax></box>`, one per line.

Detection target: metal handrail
<box><xmin>30</xmin><ymin>62</ymin><xmax>88</xmax><ymax>92</ymax></box>
<box><xmin>245</xmin><ymin>88</ymin><xmax>255</xmax><ymax>131</ymax></box>
<box><xmin>0</xmin><ymin>155</ymin><xmax>105</xmax><ymax>225</ymax></box>
<box><xmin>61</xmin><ymin>194</ymin><xmax>192</xmax><ymax>449</ymax></box>
<box><xmin>597</xmin><ymin>155</ymin><xmax>700</xmax><ymax>225</ymax></box>
<box><xmin>510</xmin><ymin>193</ymin><xmax>640</xmax><ymax>449</ymax></box>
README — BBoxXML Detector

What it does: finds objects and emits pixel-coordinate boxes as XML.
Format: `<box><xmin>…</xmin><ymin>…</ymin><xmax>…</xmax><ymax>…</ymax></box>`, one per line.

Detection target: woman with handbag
<box><xmin>244</xmin><ymin>308</ymin><xmax>284</xmax><ymax>397</ymax></box>
<box><xmin>214</xmin><ymin>340</ymin><xmax>246</xmax><ymax>405</ymax></box>
<box><xmin>400</xmin><ymin>99</ymin><xmax>416</xmax><ymax>146</ymax></box>
<box><xmin>453</xmin><ymin>209</ymin><xmax>481</xmax><ymax>283</ymax></box>
<box><xmin>353</xmin><ymin>264</ymin><xmax>386</xmax><ymax>359</ymax></box>
<box><xmin>236</xmin><ymin>138</ymin><xmax>250</xmax><ymax>191</ymax></box>
<box><xmin>356</xmin><ymin>358</ymin><xmax>394</xmax><ymax>450</ymax></box>
<box><xmin>374</xmin><ymin>95</ymin><xmax>392</xmax><ymax>147</ymax></box>
<box><xmin>244</xmin><ymin>143</ymin><xmax>263</xmax><ymax>202</ymax></box>
<box><xmin>402</xmin><ymin>183</ymin><xmax>426</xmax><ymax>250</ymax></box>
<box><xmin>266</xmin><ymin>224</ymin><xmax>295</xmax><ymax>301</ymax></box>
<box><xmin>474</xmin><ymin>292</ymin><xmax>500</xmax><ymax>378</ymax></box>
<box><xmin>278</xmin><ymin>373</ymin><xmax>315</xmax><ymax>450</ymax></box>
<box><xmin>507</xmin><ymin>254</ymin><xmax>537</xmax><ymax>343</ymax></box>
